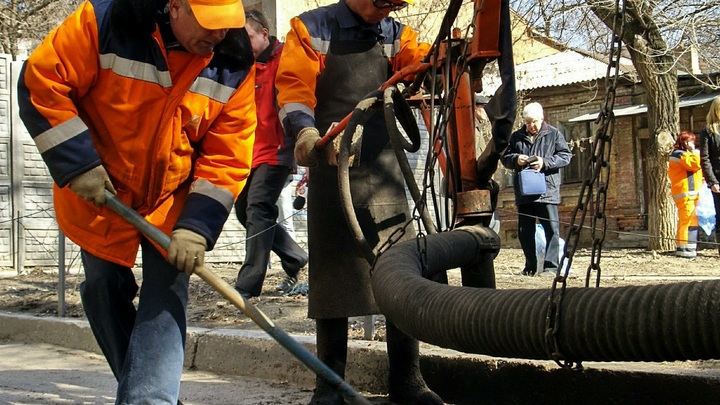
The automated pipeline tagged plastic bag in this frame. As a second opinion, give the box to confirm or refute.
[535,224,570,274]
[697,184,716,237]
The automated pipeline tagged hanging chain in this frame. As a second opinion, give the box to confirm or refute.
[422,6,478,233]
[371,3,481,273]
[544,0,626,369]
[370,212,429,274]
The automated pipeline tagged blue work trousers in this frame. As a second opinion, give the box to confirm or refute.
[80,238,189,405]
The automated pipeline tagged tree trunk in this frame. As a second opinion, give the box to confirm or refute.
[589,0,677,251]
[642,80,678,252]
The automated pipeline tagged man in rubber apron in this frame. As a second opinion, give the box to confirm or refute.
[275,0,442,404]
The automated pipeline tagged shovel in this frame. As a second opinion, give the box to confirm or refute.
[104,190,371,405]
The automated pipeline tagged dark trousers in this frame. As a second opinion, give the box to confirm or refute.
[713,191,720,238]
[80,239,189,404]
[234,164,308,296]
[517,202,560,274]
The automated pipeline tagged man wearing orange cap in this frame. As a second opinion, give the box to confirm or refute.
[17,0,254,402]
[276,0,442,404]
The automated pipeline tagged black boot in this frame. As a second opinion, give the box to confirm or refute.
[386,322,443,405]
[716,233,720,257]
[309,318,348,405]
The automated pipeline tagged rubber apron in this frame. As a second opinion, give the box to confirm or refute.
[307,32,412,319]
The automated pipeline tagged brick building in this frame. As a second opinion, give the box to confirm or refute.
[489,49,720,248]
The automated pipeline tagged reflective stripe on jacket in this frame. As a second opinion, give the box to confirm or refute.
[668,149,703,200]
[275,1,430,138]
[17,0,256,266]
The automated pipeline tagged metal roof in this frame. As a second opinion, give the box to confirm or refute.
[568,92,720,123]
[480,50,634,96]
[517,50,624,89]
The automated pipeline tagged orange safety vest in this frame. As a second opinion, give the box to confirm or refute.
[275,7,430,134]
[668,149,704,201]
[18,0,256,266]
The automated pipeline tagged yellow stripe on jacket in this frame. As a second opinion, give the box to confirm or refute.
[668,149,704,200]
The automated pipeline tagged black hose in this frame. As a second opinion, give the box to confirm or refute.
[337,90,383,264]
[372,225,720,363]
[383,87,437,235]
[384,87,421,152]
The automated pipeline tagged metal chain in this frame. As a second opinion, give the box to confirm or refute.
[384,10,477,273]
[370,211,430,274]
[370,215,412,274]
[370,3,480,273]
[414,214,429,274]
[422,10,478,233]
[544,0,626,369]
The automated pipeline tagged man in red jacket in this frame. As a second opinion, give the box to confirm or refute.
[234,9,308,299]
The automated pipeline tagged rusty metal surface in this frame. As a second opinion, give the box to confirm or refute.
[456,189,493,217]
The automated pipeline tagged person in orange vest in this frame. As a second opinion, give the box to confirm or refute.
[233,9,308,300]
[669,130,704,258]
[17,0,255,402]
[275,0,441,404]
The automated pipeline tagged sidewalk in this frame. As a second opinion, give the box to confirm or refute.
[1,311,719,404]
[0,342,313,404]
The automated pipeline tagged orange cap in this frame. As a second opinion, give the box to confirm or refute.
[187,0,245,30]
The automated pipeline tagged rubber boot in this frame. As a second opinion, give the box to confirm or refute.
[309,318,348,405]
[386,322,443,405]
[716,233,720,257]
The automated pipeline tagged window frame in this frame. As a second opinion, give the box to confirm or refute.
[558,120,594,184]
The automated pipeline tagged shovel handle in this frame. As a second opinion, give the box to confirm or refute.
[103,190,371,405]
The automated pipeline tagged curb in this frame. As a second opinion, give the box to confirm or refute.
[2,311,719,404]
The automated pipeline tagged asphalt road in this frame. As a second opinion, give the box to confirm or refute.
[0,342,313,405]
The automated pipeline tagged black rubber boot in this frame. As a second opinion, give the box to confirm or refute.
[386,322,443,405]
[309,318,348,405]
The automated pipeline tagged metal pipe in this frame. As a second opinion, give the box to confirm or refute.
[58,229,66,317]
[104,191,371,405]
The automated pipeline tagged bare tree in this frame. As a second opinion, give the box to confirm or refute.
[511,0,720,251]
[588,0,678,251]
[0,0,80,59]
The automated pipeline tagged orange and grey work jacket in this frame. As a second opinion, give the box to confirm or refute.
[275,1,430,137]
[17,0,256,267]
[668,149,704,201]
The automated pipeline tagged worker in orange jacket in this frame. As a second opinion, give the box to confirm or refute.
[668,131,704,258]
[275,0,440,404]
[17,0,255,402]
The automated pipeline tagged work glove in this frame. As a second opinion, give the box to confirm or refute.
[68,165,116,207]
[168,229,207,275]
[295,127,322,167]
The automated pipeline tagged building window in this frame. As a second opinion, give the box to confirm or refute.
[559,121,593,184]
